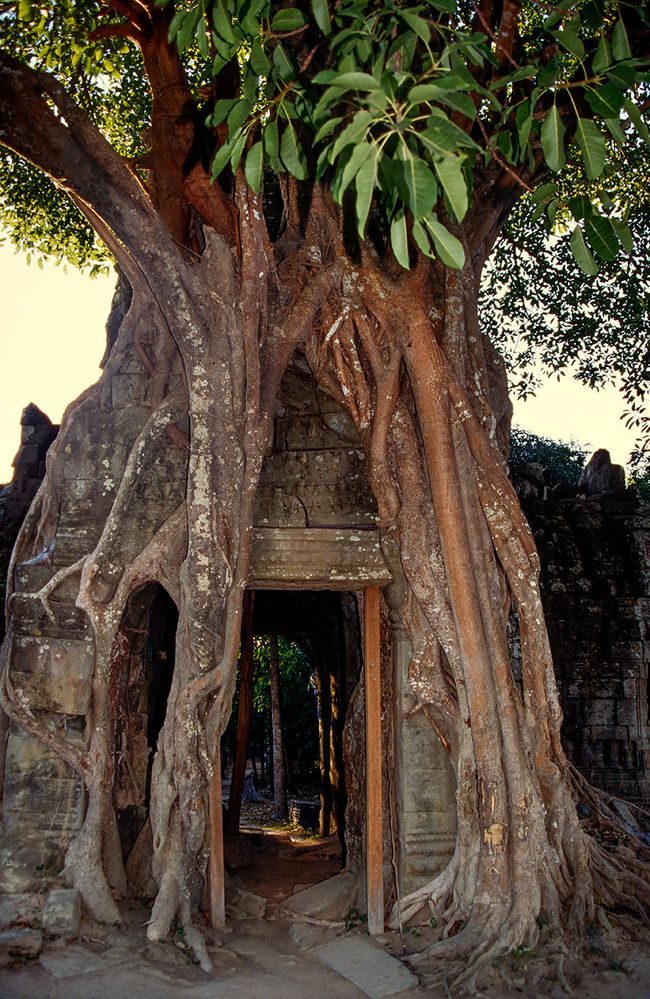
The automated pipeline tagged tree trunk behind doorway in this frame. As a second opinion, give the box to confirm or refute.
[269,635,287,820]
[226,592,255,836]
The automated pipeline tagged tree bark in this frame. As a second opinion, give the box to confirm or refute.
[226,591,255,836]
[316,658,333,837]
[269,635,288,821]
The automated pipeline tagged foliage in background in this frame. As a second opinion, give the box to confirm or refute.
[222,635,319,786]
[509,428,588,486]
[483,143,649,472]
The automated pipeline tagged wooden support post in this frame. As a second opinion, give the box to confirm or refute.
[208,738,225,927]
[364,585,384,936]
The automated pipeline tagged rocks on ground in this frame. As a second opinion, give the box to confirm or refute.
[283,870,358,921]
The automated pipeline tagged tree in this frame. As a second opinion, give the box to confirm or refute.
[268,634,288,819]
[0,0,648,987]
[509,429,588,487]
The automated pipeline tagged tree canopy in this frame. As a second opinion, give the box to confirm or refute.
[2,0,647,458]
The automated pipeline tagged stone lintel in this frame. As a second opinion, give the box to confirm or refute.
[249,527,391,589]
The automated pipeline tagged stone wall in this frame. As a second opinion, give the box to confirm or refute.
[514,460,649,805]
[0,404,58,643]
[1,365,648,901]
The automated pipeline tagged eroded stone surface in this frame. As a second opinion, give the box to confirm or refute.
[42,889,81,938]
[284,871,358,921]
[0,892,43,929]
[40,944,137,978]
[225,886,266,921]
[0,928,43,963]
[316,934,419,998]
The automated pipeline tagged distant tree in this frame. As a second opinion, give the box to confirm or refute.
[509,429,588,487]
[482,159,649,472]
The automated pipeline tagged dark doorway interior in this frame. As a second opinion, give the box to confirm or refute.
[221,589,362,898]
[112,584,178,864]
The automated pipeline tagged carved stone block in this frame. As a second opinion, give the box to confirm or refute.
[9,635,94,714]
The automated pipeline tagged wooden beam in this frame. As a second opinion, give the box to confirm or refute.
[208,738,225,928]
[364,585,384,936]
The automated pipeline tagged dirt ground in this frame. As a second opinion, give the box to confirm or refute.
[0,818,648,999]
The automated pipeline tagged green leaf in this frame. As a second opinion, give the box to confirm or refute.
[491,65,537,89]
[355,146,379,238]
[229,131,247,172]
[401,154,438,219]
[196,15,209,58]
[611,218,633,253]
[179,10,200,53]
[211,136,236,179]
[424,216,465,269]
[624,98,650,147]
[336,142,374,202]
[568,195,592,221]
[212,3,239,45]
[604,116,626,147]
[439,91,477,120]
[390,210,410,269]
[273,43,295,80]
[400,11,430,44]
[242,68,258,104]
[585,215,618,261]
[408,83,445,104]
[331,110,373,159]
[250,38,271,76]
[586,82,625,119]
[412,219,432,257]
[570,226,598,275]
[314,117,342,143]
[263,119,283,173]
[516,102,533,156]
[607,62,636,90]
[430,0,457,11]
[280,122,308,179]
[271,9,306,32]
[241,4,261,36]
[324,72,380,92]
[228,99,253,140]
[541,105,566,173]
[311,0,331,35]
[245,140,264,193]
[574,118,605,180]
[497,130,515,164]
[434,156,468,222]
[209,97,238,127]
[612,19,632,62]
[592,34,610,74]
[538,56,560,88]
[552,28,585,59]
[18,0,32,17]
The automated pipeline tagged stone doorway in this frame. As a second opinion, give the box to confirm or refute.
[111,584,178,882]
[222,589,362,892]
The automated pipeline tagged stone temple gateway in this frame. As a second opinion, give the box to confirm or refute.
[0,294,647,936]
[0,337,458,924]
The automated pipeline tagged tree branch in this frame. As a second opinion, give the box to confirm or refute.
[0,51,173,265]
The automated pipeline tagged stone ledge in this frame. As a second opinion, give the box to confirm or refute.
[249,527,392,588]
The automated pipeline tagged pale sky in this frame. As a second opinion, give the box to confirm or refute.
[0,242,639,483]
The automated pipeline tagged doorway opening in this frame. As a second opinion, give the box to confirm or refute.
[111,583,178,881]
[221,589,362,903]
